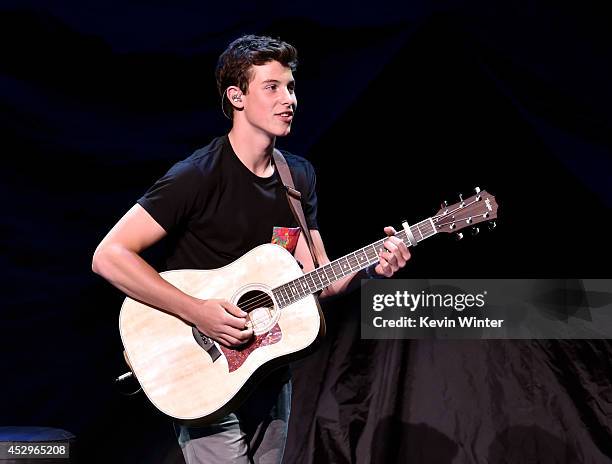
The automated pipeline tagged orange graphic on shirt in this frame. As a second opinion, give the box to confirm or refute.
[271,226,301,253]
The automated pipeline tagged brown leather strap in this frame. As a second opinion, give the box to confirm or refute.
[272,149,320,268]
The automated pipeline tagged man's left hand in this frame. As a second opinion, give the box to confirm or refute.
[374,226,411,277]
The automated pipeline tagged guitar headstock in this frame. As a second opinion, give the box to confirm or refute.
[434,187,498,238]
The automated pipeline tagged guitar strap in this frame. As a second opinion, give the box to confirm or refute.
[272,149,320,269]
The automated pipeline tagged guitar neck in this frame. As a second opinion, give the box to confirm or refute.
[272,217,438,308]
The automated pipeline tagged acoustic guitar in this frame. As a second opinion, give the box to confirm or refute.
[119,188,498,423]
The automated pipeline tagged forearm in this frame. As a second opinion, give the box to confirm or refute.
[92,244,197,322]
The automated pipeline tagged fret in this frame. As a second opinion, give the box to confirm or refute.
[324,265,335,281]
[281,287,289,305]
[287,284,295,300]
[306,272,317,291]
[416,224,425,240]
[428,217,436,235]
[289,282,298,299]
[355,250,368,267]
[290,281,298,298]
[335,260,345,276]
[328,265,336,280]
[339,256,352,275]
[280,285,290,303]
[313,269,324,288]
[295,280,306,298]
[415,223,424,241]
[274,289,284,307]
[365,245,378,261]
[329,262,339,279]
[318,267,329,286]
[423,221,432,238]
[328,262,338,280]
[347,252,358,269]
[333,260,341,276]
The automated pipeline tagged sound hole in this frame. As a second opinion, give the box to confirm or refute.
[238,290,277,335]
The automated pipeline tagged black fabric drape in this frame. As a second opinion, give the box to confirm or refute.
[285,298,612,463]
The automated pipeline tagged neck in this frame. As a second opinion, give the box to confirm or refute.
[272,218,439,308]
[228,125,275,176]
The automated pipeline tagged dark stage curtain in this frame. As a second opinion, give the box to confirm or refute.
[286,300,612,463]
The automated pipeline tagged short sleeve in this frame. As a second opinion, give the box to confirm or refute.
[302,159,319,230]
[137,161,207,232]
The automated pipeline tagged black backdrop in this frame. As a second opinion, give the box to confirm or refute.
[2,1,612,463]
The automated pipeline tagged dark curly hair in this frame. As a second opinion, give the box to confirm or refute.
[215,34,298,119]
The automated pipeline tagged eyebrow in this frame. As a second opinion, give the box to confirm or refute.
[261,79,295,85]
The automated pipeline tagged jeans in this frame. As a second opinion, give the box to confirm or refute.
[174,374,291,464]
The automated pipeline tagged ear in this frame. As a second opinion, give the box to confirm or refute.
[226,86,244,109]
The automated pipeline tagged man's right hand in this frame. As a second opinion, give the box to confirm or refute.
[192,299,254,348]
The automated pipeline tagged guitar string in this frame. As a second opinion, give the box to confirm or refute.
[236,221,479,314]
[231,196,491,312]
[234,230,419,312]
[233,218,447,312]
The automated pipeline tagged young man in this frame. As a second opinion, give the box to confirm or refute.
[92,35,410,464]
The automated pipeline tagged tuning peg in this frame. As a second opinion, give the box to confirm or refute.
[475,186,481,201]
[488,221,497,231]
[440,200,448,212]
[456,232,464,241]
[459,193,463,201]
[449,223,456,230]
[471,227,480,236]
[459,193,465,207]
[475,187,481,194]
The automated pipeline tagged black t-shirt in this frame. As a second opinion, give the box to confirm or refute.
[138,135,318,271]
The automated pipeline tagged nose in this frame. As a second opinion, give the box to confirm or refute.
[282,87,297,108]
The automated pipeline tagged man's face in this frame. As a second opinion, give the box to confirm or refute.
[241,60,297,137]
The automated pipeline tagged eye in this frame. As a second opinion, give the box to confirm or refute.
[265,84,278,91]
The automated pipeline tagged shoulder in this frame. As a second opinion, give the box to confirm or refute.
[179,136,226,176]
[159,136,225,185]
[277,149,316,178]
[149,136,226,190]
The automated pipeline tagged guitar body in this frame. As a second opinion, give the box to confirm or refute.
[119,243,325,423]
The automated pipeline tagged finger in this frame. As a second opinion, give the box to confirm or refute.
[374,263,384,277]
[385,238,410,265]
[239,327,254,341]
[382,262,393,277]
[384,238,399,255]
[384,237,407,264]
[225,313,249,329]
[380,248,400,269]
[384,237,399,250]
[387,246,407,268]
[393,243,410,263]
[377,258,394,277]
[222,301,247,318]
[218,334,242,347]
[383,226,397,237]
[397,240,411,261]
[386,235,405,248]
[224,326,254,341]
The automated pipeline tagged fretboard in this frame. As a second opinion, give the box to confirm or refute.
[272,217,437,308]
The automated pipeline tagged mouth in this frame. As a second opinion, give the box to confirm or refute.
[275,111,294,122]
